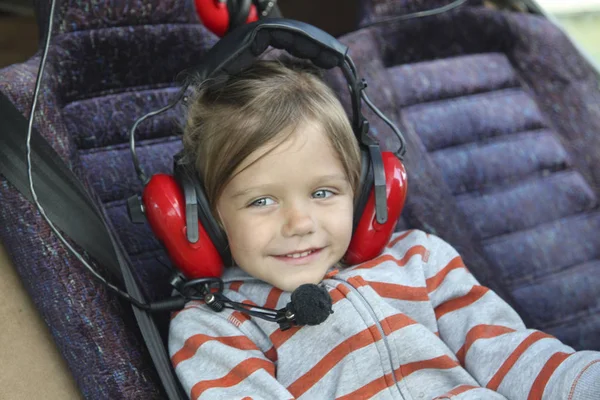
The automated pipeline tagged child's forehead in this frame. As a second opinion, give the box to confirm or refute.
[229,123,346,185]
[236,120,337,171]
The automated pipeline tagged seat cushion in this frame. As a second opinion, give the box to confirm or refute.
[0,1,220,397]
[357,0,484,27]
[332,6,600,350]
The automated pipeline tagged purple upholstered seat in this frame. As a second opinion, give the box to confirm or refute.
[0,0,218,397]
[327,0,600,351]
[1,0,599,398]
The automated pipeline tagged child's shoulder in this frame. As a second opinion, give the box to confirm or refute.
[386,229,454,257]
[387,229,430,250]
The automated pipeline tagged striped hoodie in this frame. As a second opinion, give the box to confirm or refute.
[169,230,600,399]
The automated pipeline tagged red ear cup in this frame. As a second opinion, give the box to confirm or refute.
[344,152,408,265]
[142,174,224,279]
[194,0,258,37]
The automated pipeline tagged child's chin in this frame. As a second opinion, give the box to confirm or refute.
[273,275,323,293]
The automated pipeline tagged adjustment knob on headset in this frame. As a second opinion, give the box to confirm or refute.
[204,293,225,312]
[127,195,146,224]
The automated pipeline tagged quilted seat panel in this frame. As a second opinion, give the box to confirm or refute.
[358,0,484,27]
[401,88,547,151]
[389,53,521,107]
[52,24,214,103]
[431,129,571,195]
[483,212,600,283]
[456,170,597,239]
[78,137,182,203]
[63,87,184,150]
[333,5,600,350]
[512,259,600,349]
[53,0,199,33]
[0,1,219,397]
[388,51,600,345]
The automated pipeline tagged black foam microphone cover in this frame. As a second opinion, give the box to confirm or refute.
[288,283,333,326]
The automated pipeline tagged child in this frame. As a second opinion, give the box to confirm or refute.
[168,59,600,399]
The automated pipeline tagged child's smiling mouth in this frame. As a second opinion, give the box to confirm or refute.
[271,248,324,264]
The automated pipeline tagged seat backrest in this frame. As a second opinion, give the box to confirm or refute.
[357,0,484,27]
[0,1,218,398]
[2,3,599,398]
[329,2,600,350]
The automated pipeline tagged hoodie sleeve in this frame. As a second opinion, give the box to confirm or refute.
[424,233,600,400]
[169,302,295,400]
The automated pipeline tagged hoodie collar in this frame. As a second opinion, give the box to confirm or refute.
[221,266,261,283]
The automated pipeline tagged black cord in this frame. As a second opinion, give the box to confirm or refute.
[129,84,188,185]
[360,0,469,29]
[344,55,407,159]
[222,301,279,321]
[26,0,154,311]
[361,90,407,159]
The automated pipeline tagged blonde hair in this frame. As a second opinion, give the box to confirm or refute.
[182,59,362,213]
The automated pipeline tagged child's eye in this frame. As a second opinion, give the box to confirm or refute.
[249,197,275,207]
[312,189,335,199]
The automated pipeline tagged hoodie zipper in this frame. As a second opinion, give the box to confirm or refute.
[331,277,406,398]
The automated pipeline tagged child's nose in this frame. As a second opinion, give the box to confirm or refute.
[281,204,315,238]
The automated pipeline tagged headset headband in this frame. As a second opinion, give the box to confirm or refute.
[183,19,348,80]
[178,18,366,136]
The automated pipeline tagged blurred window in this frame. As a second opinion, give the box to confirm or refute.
[536,0,600,66]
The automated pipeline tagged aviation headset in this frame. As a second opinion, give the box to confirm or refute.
[129,19,409,281]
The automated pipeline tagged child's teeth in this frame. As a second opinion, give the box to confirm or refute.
[286,250,312,258]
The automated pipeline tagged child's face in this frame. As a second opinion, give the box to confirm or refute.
[216,121,354,292]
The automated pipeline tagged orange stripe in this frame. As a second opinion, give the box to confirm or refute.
[369,281,430,301]
[330,286,348,305]
[325,268,340,279]
[354,245,429,270]
[270,325,302,349]
[426,256,466,293]
[354,254,396,270]
[228,281,243,292]
[456,325,516,365]
[487,331,554,391]
[348,276,429,302]
[287,325,382,397]
[190,357,275,399]
[397,245,430,267]
[380,313,418,336]
[336,282,352,296]
[434,286,489,320]
[434,384,479,399]
[172,334,258,368]
[229,311,250,326]
[341,279,417,338]
[264,287,283,309]
[228,299,257,326]
[336,373,395,400]
[528,352,572,400]
[400,355,459,378]
[387,230,415,248]
[329,287,345,303]
[264,346,278,363]
[347,276,369,288]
